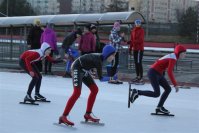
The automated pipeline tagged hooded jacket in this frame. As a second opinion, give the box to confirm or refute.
[151,45,186,86]
[20,42,54,72]
[40,27,57,51]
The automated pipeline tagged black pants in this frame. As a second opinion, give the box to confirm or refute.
[19,59,42,95]
[44,50,54,74]
[138,68,171,107]
[35,61,42,72]
[133,50,143,78]
[109,51,119,77]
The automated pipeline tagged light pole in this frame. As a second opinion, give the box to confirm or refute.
[79,0,81,13]
[146,0,149,39]
[194,0,199,43]
[197,1,199,43]
[6,0,8,16]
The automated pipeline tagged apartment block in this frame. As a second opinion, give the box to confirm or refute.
[129,0,197,23]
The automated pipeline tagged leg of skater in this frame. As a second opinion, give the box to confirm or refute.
[82,75,99,122]
[19,60,38,102]
[130,68,161,103]
[59,69,83,126]
[155,77,171,114]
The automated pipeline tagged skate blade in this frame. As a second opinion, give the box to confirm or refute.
[151,113,174,116]
[19,101,39,105]
[35,100,51,102]
[53,123,76,129]
[80,121,105,126]
[178,86,191,89]
[128,88,133,108]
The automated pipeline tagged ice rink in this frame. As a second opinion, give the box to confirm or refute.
[0,71,199,133]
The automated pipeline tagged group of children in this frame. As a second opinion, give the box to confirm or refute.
[19,19,187,126]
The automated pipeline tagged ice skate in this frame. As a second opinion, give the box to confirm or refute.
[59,115,74,126]
[19,94,38,105]
[151,107,174,116]
[24,94,35,102]
[84,112,100,123]
[156,107,170,114]
[34,94,50,102]
[130,89,139,103]
[81,112,104,126]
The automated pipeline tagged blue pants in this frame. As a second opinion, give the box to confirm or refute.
[138,68,171,107]
[65,49,79,72]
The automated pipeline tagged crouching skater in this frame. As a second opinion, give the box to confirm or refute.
[59,45,116,126]
[130,45,186,114]
[19,42,64,103]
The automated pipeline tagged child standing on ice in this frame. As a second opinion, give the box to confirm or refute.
[59,45,116,126]
[130,45,186,114]
[19,42,63,103]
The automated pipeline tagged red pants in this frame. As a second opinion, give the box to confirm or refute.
[63,84,98,116]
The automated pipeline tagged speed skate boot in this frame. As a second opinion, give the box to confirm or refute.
[34,93,46,101]
[84,112,100,122]
[156,107,170,114]
[24,94,35,103]
[130,89,139,103]
[59,115,74,126]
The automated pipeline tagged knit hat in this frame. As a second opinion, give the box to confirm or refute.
[76,28,82,35]
[102,45,116,60]
[113,21,121,29]
[135,19,141,25]
[34,19,41,26]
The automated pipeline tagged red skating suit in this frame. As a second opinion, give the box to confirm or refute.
[20,44,54,73]
[151,45,186,86]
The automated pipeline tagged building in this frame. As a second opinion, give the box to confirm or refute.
[129,0,197,23]
[27,0,60,15]
[71,0,129,13]
[58,0,72,14]
[71,0,105,13]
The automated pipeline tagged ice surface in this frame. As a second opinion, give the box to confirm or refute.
[0,72,199,133]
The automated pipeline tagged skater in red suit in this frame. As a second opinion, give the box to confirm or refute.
[59,45,116,126]
[130,45,186,114]
[19,42,63,102]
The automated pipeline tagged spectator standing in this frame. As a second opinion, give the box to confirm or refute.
[129,19,145,83]
[108,21,125,84]
[40,23,58,75]
[79,24,96,55]
[27,19,43,72]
